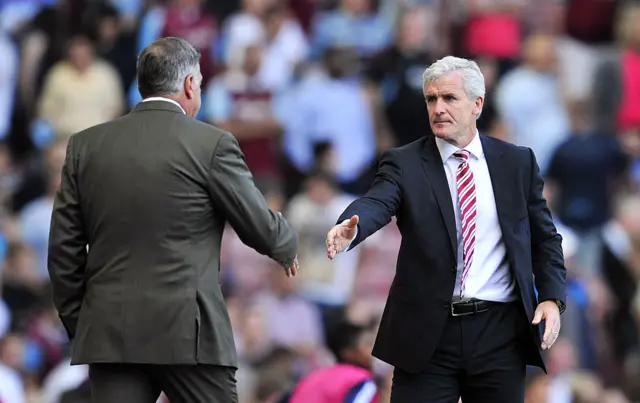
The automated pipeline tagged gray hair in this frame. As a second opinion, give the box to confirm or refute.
[137,37,201,98]
[422,56,485,119]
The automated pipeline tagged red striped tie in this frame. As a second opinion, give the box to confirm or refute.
[454,150,476,298]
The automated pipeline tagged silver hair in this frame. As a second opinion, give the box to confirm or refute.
[422,56,486,119]
[137,37,201,98]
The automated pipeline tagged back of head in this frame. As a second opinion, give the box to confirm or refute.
[137,37,201,99]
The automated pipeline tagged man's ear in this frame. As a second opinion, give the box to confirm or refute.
[473,96,484,117]
[184,74,195,99]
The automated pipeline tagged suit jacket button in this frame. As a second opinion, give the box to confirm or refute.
[451,266,457,273]
[443,302,450,308]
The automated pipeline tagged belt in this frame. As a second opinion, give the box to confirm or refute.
[450,299,500,317]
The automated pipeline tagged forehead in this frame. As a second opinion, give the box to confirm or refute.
[424,72,465,96]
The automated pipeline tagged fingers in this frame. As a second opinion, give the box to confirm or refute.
[347,215,359,229]
[326,216,359,260]
[326,228,337,259]
[285,257,299,277]
[326,226,343,260]
[542,317,561,350]
[541,317,551,349]
[531,308,543,325]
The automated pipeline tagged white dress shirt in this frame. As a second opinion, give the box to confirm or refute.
[142,97,186,114]
[436,132,516,302]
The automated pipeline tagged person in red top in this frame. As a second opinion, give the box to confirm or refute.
[287,320,380,403]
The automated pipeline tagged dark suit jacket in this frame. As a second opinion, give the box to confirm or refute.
[48,101,298,367]
[337,134,566,373]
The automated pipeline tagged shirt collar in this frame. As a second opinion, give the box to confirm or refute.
[435,130,484,163]
[142,97,186,114]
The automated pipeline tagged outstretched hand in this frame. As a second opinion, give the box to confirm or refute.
[326,215,359,260]
[284,256,299,277]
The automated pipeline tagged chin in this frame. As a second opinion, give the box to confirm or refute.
[432,130,450,140]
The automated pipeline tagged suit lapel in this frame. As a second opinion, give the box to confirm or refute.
[420,137,458,258]
[481,136,511,231]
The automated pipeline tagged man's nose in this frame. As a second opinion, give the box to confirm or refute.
[433,99,446,114]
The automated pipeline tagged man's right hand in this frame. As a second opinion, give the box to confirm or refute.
[326,215,359,260]
[285,255,299,277]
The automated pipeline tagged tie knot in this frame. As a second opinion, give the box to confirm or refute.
[453,150,470,162]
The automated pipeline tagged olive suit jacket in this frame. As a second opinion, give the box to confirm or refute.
[47,100,298,367]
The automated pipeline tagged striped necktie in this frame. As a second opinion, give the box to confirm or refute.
[453,150,476,298]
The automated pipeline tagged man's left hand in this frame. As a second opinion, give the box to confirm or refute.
[532,300,561,350]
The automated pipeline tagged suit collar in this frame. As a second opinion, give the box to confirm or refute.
[131,98,186,114]
[479,134,504,160]
[420,136,458,257]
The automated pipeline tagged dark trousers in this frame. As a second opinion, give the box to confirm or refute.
[390,301,531,403]
[89,363,238,403]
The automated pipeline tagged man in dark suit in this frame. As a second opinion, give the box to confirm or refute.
[326,56,566,403]
[47,37,299,403]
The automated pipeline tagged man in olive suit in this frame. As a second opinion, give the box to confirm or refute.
[47,37,299,403]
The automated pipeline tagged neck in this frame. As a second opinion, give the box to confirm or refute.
[445,126,477,148]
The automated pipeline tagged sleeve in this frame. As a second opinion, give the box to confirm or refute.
[208,132,298,267]
[527,148,567,313]
[47,135,88,339]
[336,149,402,250]
[343,380,378,403]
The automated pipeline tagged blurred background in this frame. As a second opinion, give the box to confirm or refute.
[0,0,638,402]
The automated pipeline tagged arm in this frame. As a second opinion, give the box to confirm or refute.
[527,148,567,313]
[336,149,402,250]
[209,132,298,267]
[47,135,88,340]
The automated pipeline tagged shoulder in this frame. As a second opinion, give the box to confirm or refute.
[481,134,535,169]
[72,114,229,148]
[481,134,531,156]
[44,62,71,80]
[169,119,237,155]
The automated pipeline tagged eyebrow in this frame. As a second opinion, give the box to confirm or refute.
[426,93,456,98]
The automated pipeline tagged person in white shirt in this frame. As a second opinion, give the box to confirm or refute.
[326,56,566,403]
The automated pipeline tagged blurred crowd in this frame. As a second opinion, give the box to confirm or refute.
[0,0,639,402]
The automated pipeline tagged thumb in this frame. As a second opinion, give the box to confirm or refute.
[346,215,359,229]
[532,308,544,325]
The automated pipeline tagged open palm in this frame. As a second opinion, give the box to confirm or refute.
[326,215,359,259]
